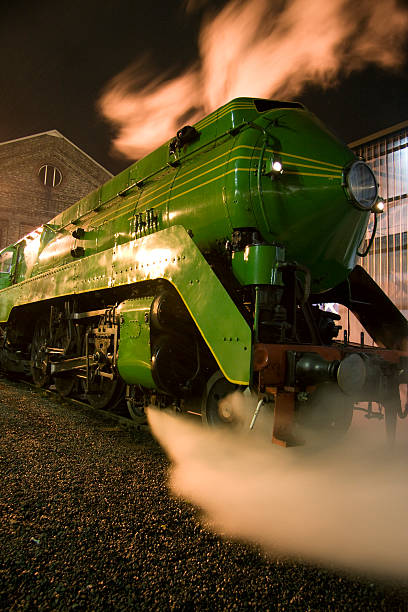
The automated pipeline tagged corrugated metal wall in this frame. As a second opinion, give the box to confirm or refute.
[353,128,408,316]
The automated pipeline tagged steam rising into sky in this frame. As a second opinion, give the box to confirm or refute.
[99,0,408,159]
[148,400,408,577]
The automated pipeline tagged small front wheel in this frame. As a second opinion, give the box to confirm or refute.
[201,371,242,428]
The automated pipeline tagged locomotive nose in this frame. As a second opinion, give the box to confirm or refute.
[249,110,378,292]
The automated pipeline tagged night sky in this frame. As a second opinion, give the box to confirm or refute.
[1,0,408,175]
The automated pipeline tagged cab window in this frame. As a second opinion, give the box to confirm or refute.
[0,250,13,274]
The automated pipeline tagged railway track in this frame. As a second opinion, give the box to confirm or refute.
[1,374,203,435]
[1,374,145,432]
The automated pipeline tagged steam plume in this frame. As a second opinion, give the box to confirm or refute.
[99,0,408,159]
[148,402,408,577]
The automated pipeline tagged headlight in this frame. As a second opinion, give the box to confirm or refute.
[345,161,378,211]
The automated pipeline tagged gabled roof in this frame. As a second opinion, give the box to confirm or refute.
[0,130,113,177]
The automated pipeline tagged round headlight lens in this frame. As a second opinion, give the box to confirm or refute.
[346,161,378,210]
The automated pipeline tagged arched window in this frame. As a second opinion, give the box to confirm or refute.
[38,164,62,187]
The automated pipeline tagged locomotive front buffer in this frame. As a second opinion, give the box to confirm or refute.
[231,239,408,447]
[252,342,408,447]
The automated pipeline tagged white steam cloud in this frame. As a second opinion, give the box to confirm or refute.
[99,0,408,159]
[148,400,408,578]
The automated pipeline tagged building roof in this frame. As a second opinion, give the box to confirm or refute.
[349,119,408,148]
[0,130,113,177]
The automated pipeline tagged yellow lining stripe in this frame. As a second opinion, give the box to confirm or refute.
[149,167,253,211]
[264,147,344,170]
[153,165,343,209]
[135,152,341,214]
[135,155,253,211]
[166,279,249,385]
[284,171,341,179]
[196,107,345,171]
[91,143,344,228]
[276,159,342,175]
[98,163,341,227]
[196,102,256,130]
[195,99,255,125]
[93,199,138,226]
[104,150,251,222]
[233,144,344,171]
[0,250,250,385]
[196,106,255,130]
[137,148,233,201]
[0,285,249,386]
[93,145,250,226]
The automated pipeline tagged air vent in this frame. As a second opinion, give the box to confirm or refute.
[254,99,304,112]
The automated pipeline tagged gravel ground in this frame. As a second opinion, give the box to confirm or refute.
[0,377,408,611]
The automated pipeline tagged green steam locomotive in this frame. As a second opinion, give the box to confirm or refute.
[0,97,406,444]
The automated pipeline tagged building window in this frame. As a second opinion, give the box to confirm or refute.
[38,164,62,187]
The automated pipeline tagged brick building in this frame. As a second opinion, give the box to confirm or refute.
[0,131,113,250]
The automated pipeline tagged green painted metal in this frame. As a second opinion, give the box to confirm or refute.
[117,297,156,388]
[12,97,367,293]
[0,226,252,385]
[231,245,285,286]
[111,226,252,385]
[0,97,375,387]
[247,112,366,292]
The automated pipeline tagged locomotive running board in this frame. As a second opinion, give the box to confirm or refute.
[0,226,252,385]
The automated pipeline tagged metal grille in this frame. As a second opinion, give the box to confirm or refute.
[353,127,408,316]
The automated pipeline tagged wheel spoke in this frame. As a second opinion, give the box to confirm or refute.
[84,374,126,411]
[30,318,50,388]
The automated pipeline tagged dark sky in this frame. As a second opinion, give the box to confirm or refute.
[1,0,408,175]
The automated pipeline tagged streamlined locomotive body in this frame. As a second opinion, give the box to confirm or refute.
[0,97,406,443]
